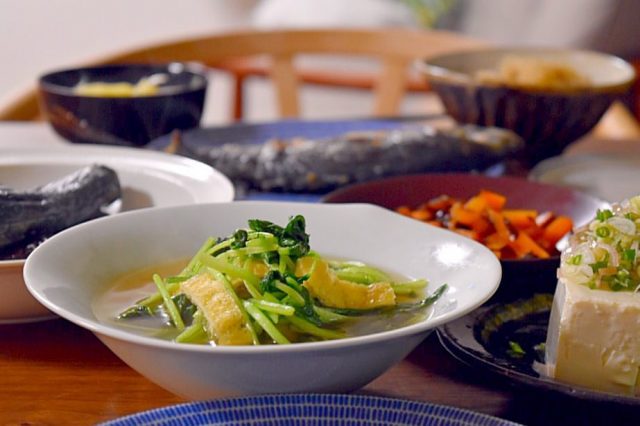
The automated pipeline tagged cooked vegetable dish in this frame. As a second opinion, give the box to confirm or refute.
[115,215,446,345]
[545,196,640,396]
[396,190,573,260]
[474,55,591,91]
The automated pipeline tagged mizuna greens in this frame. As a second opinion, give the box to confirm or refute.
[117,215,447,345]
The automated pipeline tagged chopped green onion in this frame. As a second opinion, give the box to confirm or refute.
[590,260,609,273]
[568,254,583,265]
[595,226,611,238]
[596,209,613,222]
[623,249,636,263]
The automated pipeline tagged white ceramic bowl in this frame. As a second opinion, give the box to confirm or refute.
[24,201,501,399]
[1,145,234,324]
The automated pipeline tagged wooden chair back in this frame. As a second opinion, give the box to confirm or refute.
[0,28,485,121]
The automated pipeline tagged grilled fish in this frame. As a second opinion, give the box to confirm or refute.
[0,164,121,258]
[171,124,523,192]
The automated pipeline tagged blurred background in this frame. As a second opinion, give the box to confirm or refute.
[2,0,639,125]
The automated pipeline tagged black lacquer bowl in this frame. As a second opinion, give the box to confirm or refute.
[39,63,207,146]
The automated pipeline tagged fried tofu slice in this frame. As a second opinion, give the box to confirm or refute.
[180,273,253,346]
[296,257,396,309]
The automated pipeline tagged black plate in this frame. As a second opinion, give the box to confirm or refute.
[437,294,640,407]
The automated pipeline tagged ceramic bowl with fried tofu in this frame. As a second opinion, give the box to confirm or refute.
[23,201,500,399]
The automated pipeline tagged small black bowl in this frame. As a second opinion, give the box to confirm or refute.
[38,63,207,147]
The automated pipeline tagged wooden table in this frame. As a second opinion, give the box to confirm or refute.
[1,317,637,426]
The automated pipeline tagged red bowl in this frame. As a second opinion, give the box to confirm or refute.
[323,173,608,300]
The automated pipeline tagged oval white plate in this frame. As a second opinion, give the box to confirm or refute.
[0,144,234,324]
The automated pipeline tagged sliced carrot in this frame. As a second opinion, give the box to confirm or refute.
[520,223,544,240]
[542,215,573,246]
[479,189,507,210]
[464,195,488,214]
[503,209,538,230]
[396,205,412,216]
[450,202,484,227]
[487,209,510,240]
[485,232,509,250]
[394,189,569,260]
[410,209,432,221]
[426,195,456,211]
[508,240,530,259]
[416,202,432,212]
[514,231,550,259]
[471,216,491,235]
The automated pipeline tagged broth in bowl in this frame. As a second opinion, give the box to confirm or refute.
[94,215,446,346]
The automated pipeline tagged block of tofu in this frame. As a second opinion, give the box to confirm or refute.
[295,256,395,309]
[180,273,253,346]
[545,279,640,396]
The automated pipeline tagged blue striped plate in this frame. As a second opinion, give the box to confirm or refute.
[101,394,521,426]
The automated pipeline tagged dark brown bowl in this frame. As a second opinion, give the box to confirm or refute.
[418,48,636,166]
[38,63,207,147]
[323,173,609,301]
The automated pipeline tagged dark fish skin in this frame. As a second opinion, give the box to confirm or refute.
[0,164,121,251]
[176,125,523,192]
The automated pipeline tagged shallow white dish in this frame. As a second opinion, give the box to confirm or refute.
[1,144,234,323]
[530,154,640,203]
[24,201,501,398]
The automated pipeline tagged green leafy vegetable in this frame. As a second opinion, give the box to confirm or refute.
[153,274,184,331]
[117,215,445,346]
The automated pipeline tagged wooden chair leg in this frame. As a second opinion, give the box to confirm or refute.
[232,73,245,121]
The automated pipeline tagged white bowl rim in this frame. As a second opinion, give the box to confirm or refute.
[24,201,501,354]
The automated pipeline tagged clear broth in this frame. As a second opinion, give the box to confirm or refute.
[93,258,433,345]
